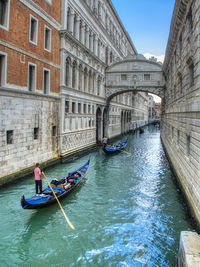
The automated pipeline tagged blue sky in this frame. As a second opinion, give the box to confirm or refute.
[112,0,175,61]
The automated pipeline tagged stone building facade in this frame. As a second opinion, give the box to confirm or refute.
[0,0,149,181]
[0,0,61,178]
[161,0,200,226]
[59,0,148,157]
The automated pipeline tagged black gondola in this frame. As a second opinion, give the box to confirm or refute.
[139,127,144,134]
[103,140,128,154]
[21,159,90,209]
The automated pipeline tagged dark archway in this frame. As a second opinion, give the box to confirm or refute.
[102,107,110,137]
[96,107,102,143]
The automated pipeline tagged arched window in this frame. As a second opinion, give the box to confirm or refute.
[73,14,77,37]
[84,67,87,91]
[105,47,108,65]
[93,72,95,93]
[78,64,82,90]
[72,61,77,88]
[88,70,92,92]
[110,52,113,64]
[187,57,194,87]
[79,20,82,42]
[97,76,101,96]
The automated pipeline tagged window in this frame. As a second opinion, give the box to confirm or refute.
[52,126,56,136]
[0,52,7,86]
[83,104,86,113]
[6,130,13,144]
[186,135,190,155]
[177,130,180,144]
[189,63,194,87]
[29,15,38,45]
[44,26,51,51]
[121,74,127,80]
[34,128,39,140]
[179,34,182,57]
[78,103,81,113]
[144,74,150,81]
[28,63,36,91]
[0,0,10,30]
[72,102,75,113]
[187,8,193,32]
[43,68,50,94]
[65,101,69,113]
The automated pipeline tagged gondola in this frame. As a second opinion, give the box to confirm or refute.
[139,127,144,134]
[21,159,90,209]
[102,140,128,154]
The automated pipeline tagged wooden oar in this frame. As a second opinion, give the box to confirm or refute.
[117,149,131,155]
[43,174,75,230]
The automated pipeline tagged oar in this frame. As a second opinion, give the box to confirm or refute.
[117,148,131,155]
[43,174,75,230]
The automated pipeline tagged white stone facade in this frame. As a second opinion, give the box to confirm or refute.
[0,0,149,180]
[161,0,200,225]
[0,91,59,177]
[59,0,148,156]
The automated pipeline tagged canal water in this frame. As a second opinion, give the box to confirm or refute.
[0,126,194,267]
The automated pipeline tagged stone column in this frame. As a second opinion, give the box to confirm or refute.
[93,72,97,94]
[76,61,79,90]
[89,32,93,52]
[86,25,90,49]
[94,0,98,15]
[61,0,68,30]
[81,21,85,45]
[85,70,89,92]
[75,16,80,40]
[60,51,65,86]
[69,9,74,34]
[94,35,98,55]
[60,97,66,133]
[69,100,72,113]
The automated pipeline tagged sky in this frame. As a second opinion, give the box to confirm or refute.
[111,0,175,102]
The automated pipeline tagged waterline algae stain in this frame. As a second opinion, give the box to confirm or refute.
[0,126,194,266]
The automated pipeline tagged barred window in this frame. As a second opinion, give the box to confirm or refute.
[7,130,13,144]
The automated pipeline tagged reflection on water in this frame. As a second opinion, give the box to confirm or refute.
[0,126,194,266]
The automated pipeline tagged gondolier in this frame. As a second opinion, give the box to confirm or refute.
[102,136,108,147]
[34,163,44,196]
[21,159,90,209]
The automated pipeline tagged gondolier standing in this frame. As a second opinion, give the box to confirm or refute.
[34,163,44,195]
[102,136,108,147]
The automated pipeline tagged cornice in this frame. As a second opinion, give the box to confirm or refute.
[163,0,190,71]
[76,0,135,57]
[19,0,61,30]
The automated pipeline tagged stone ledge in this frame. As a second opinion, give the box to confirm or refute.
[177,231,200,267]
[0,157,60,188]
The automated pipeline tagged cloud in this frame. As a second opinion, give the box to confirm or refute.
[143,53,165,63]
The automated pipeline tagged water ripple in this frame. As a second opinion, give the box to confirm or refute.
[0,126,194,266]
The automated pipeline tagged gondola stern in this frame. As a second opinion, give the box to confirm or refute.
[21,195,26,209]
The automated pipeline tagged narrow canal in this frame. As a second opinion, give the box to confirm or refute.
[0,125,194,267]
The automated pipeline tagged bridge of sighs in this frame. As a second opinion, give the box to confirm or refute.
[97,54,165,140]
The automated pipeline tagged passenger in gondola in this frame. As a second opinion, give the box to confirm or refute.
[34,163,45,196]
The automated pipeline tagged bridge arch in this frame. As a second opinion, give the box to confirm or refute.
[105,54,164,102]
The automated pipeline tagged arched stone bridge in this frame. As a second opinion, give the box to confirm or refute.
[105,54,164,101]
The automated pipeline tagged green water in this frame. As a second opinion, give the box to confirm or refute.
[0,126,194,266]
